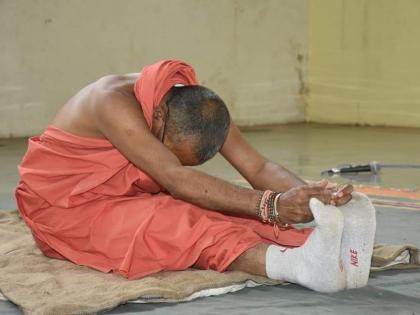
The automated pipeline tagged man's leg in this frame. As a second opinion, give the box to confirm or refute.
[226,243,269,277]
[225,198,347,293]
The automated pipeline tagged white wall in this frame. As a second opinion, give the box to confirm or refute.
[307,0,420,128]
[0,0,307,138]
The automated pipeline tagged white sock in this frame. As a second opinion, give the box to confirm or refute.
[338,192,376,289]
[266,198,346,293]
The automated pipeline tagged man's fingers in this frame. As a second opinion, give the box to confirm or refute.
[333,194,352,206]
[304,180,328,189]
[333,184,354,198]
[315,179,329,188]
[339,184,353,195]
[303,182,330,194]
[325,181,339,189]
[309,191,333,205]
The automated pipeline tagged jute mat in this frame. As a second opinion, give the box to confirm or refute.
[0,211,279,315]
[1,210,418,315]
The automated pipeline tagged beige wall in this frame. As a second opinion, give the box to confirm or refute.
[0,0,307,138]
[307,0,420,127]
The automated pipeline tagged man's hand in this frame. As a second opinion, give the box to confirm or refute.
[275,180,353,224]
[328,183,353,206]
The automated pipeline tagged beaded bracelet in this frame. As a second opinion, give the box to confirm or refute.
[274,193,289,229]
[255,190,290,230]
[255,190,265,219]
[256,190,272,222]
[256,190,285,225]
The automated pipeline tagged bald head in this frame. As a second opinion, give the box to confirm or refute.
[163,85,230,165]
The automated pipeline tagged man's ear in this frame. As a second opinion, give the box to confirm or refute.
[153,102,168,124]
[153,108,163,121]
[151,102,168,140]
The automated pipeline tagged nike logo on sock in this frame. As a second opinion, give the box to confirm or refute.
[350,249,359,267]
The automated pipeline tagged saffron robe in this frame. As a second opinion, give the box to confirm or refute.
[15,60,311,279]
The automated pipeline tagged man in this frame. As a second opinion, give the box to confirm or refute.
[16,60,369,293]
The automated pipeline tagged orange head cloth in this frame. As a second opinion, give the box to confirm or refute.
[133,59,199,129]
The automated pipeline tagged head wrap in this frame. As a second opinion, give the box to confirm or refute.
[133,59,199,129]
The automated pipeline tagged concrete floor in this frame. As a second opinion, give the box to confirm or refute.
[1,123,420,314]
[198,123,420,189]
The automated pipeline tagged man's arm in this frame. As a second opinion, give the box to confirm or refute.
[92,91,331,223]
[220,121,353,205]
[220,121,305,191]
[93,92,263,217]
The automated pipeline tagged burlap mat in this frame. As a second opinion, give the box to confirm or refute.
[0,211,279,315]
[371,244,420,272]
[0,210,418,315]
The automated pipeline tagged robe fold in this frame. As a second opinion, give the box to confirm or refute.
[15,60,311,279]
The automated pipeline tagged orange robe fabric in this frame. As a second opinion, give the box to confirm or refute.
[15,59,311,279]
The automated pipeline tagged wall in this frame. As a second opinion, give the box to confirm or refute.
[307,0,420,127]
[0,0,307,138]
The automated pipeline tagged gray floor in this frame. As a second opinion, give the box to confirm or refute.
[1,123,420,314]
